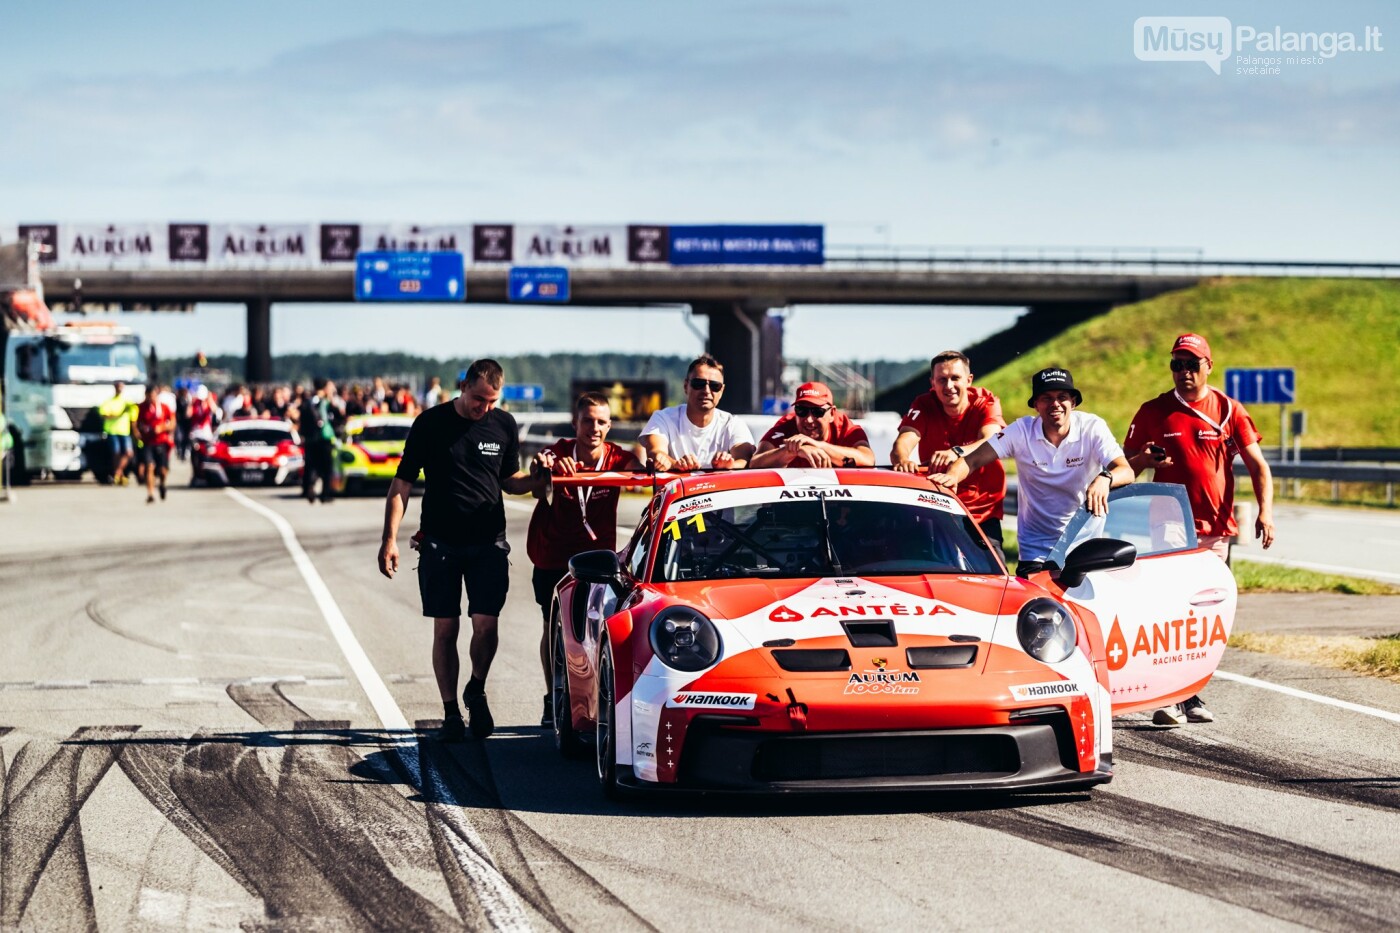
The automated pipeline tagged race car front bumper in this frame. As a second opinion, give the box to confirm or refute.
[655,713,1111,793]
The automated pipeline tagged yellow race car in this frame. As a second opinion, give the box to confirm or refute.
[331,414,419,495]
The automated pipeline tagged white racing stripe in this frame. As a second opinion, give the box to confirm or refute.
[1213,670,1400,724]
[224,488,409,731]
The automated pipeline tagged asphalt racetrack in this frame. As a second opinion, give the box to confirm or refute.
[2,467,1398,931]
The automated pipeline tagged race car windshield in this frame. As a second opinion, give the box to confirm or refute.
[222,429,293,446]
[357,424,411,442]
[656,498,1001,582]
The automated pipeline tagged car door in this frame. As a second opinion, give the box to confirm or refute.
[1042,482,1237,715]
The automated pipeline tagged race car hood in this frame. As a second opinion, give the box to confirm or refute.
[348,440,405,462]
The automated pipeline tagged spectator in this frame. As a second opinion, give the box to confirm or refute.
[301,378,338,504]
[98,381,136,486]
[892,350,1008,548]
[930,367,1132,576]
[640,355,755,472]
[135,383,175,503]
[527,392,641,727]
[749,382,874,468]
[1124,332,1276,726]
[424,376,444,409]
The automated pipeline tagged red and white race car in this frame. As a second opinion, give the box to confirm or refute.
[547,469,1235,796]
[194,418,304,487]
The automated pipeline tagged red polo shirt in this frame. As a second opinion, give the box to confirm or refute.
[761,411,870,467]
[1126,388,1262,537]
[526,440,634,569]
[898,387,1007,522]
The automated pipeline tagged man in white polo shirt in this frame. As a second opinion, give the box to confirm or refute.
[929,367,1133,576]
[641,355,755,472]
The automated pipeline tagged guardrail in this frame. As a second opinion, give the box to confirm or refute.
[824,246,1400,277]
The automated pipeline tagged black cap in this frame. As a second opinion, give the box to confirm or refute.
[1028,367,1082,408]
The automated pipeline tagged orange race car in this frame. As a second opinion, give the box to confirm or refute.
[545,468,1235,796]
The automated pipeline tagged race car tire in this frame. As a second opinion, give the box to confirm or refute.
[552,617,584,759]
[596,639,621,798]
[344,477,362,497]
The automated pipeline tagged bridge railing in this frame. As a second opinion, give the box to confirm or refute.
[824,246,1400,277]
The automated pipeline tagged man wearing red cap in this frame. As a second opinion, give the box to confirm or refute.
[1125,333,1276,726]
[750,382,875,468]
[892,351,1007,547]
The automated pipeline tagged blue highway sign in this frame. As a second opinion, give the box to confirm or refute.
[1225,367,1295,405]
[501,384,545,402]
[508,266,570,303]
[355,251,465,302]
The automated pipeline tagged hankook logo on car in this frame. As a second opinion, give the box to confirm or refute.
[666,692,757,710]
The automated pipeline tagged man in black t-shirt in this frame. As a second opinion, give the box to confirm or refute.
[378,359,544,741]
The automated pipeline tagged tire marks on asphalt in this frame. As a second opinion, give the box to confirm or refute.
[946,792,1400,931]
[0,726,135,929]
[84,596,181,655]
[1114,728,1400,813]
[389,724,658,933]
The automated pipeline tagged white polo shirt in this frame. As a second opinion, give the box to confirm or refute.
[987,410,1125,561]
[640,405,754,465]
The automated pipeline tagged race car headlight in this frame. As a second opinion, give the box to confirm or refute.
[649,607,722,672]
[1016,598,1077,664]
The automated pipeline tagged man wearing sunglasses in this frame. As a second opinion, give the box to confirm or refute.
[641,355,755,472]
[750,382,875,469]
[1124,332,1275,727]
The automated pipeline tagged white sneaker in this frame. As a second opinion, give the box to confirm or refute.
[1182,697,1215,723]
[1152,705,1186,726]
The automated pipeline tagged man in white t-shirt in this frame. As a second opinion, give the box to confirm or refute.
[640,355,756,472]
[929,367,1132,576]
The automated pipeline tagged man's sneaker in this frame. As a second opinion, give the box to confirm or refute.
[466,689,494,739]
[159,483,167,501]
[1181,695,1215,723]
[540,694,554,729]
[437,714,467,743]
[1152,705,1187,726]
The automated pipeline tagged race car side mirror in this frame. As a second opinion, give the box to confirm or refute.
[1057,538,1137,589]
[569,549,623,586]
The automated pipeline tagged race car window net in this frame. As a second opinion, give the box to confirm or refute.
[655,497,1002,582]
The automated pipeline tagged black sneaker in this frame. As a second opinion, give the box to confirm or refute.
[437,714,467,743]
[159,483,167,501]
[465,688,494,739]
[540,694,554,729]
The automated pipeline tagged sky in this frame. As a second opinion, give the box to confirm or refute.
[1,1,1395,363]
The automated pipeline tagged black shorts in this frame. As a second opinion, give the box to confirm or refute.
[416,534,510,619]
[532,566,567,623]
[137,444,170,470]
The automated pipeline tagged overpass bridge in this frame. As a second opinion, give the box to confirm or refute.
[33,250,1400,412]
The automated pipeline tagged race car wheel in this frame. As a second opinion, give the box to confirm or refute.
[595,640,620,798]
[552,617,584,759]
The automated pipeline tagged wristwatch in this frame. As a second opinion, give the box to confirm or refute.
[950,445,967,459]
[1097,468,1114,482]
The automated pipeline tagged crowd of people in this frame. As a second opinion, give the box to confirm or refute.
[376,338,1276,743]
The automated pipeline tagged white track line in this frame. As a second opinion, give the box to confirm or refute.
[1213,670,1400,724]
[229,490,534,930]
[224,488,409,731]
[1233,552,1400,584]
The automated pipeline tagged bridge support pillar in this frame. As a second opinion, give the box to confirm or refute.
[692,301,784,414]
[246,298,273,383]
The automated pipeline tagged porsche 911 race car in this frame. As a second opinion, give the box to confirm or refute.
[547,469,1235,796]
[331,413,418,495]
[194,418,304,487]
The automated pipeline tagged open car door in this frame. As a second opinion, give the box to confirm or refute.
[1038,483,1237,715]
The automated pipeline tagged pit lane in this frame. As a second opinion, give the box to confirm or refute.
[1,466,1397,931]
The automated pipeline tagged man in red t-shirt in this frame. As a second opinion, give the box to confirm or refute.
[135,384,176,504]
[750,382,875,469]
[891,351,1007,547]
[527,392,641,727]
[1125,332,1276,726]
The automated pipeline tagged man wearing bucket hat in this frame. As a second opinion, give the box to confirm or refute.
[1124,332,1275,726]
[749,382,875,468]
[929,366,1133,576]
